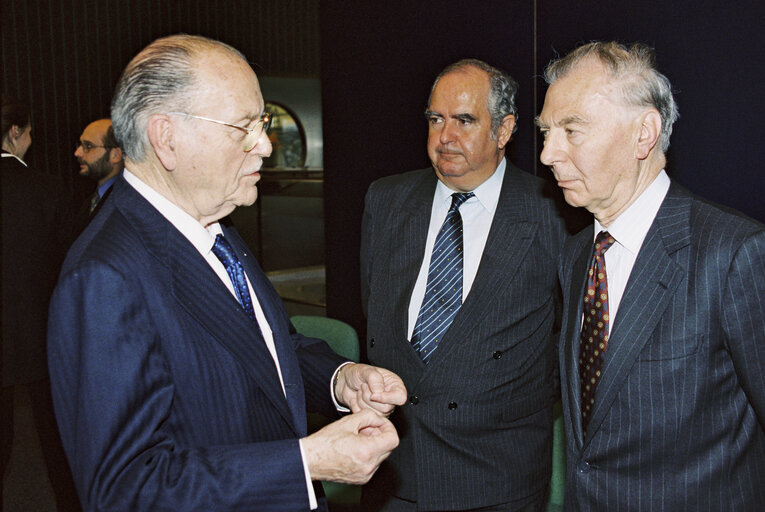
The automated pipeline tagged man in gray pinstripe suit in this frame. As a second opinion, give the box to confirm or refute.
[361,59,568,511]
[537,41,765,510]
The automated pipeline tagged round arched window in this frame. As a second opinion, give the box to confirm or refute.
[263,101,306,169]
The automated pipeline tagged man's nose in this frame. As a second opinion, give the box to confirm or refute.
[249,130,272,158]
[439,119,458,145]
[539,132,561,167]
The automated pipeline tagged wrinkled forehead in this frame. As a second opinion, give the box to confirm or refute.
[544,59,626,114]
[430,67,490,112]
[192,51,264,114]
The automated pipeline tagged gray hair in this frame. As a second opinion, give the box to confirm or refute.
[543,41,679,152]
[428,58,519,139]
[111,34,245,161]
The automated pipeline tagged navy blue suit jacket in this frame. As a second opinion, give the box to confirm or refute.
[48,176,346,511]
[559,183,765,510]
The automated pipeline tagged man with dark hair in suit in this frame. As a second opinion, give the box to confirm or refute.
[75,118,124,213]
[48,34,406,511]
[361,59,568,511]
[537,41,765,510]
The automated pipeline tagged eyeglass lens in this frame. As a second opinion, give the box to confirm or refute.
[243,113,273,152]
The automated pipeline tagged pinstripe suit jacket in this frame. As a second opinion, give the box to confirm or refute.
[47,176,346,511]
[560,183,765,511]
[361,164,568,510]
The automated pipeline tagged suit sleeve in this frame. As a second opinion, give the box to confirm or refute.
[723,229,765,431]
[292,326,349,418]
[360,183,377,319]
[48,261,311,512]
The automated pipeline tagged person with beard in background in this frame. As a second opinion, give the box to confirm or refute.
[73,118,123,232]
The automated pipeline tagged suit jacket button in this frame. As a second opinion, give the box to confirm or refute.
[448,402,457,410]
[410,395,419,405]
[578,461,591,474]
[369,337,375,348]
[493,351,502,359]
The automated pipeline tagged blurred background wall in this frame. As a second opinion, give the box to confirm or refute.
[3,0,764,340]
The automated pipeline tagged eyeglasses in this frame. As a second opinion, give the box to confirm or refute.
[166,111,272,152]
[76,141,114,153]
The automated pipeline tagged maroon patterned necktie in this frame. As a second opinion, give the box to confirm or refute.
[580,230,615,435]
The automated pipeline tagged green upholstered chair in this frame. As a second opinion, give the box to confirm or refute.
[291,315,361,362]
[545,400,566,512]
[290,315,362,511]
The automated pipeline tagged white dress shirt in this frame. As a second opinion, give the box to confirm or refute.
[122,169,320,509]
[407,159,506,340]
[593,170,670,331]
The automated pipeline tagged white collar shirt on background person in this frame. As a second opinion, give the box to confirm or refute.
[1,151,27,166]
[407,158,506,340]
[592,169,670,330]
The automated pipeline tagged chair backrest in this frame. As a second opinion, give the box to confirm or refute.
[546,400,566,511]
[290,315,364,506]
[290,315,360,362]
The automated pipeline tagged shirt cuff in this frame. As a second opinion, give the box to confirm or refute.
[298,439,319,510]
[331,362,354,413]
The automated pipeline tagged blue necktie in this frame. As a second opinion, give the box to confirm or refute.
[411,192,474,363]
[212,234,257,322]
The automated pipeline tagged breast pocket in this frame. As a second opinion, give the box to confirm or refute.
[637,334,702,361]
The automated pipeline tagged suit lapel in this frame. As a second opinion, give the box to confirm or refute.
[390,173,436,368]
[112,180,297,433]
[428,165,539,366]
[224,226,307,434]
[583,186,690,445]
[562,232,592,449]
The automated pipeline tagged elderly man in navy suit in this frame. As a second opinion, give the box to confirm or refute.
[537,41,765,510]
[48,34,406,511]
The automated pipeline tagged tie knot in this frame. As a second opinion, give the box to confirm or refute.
[594,230,615,255]
[450,192,474,211]
[211,234,237,267]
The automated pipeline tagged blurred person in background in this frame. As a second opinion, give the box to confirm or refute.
[73,118,123,233]
[1,92,79,510]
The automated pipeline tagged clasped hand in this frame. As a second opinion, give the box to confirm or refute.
[333,363,407,416]
[303,364,406,484]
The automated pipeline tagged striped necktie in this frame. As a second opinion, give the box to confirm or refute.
[411,192,474,363]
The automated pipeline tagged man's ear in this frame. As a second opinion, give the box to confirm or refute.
[10,124,22,139]
[636,109,662,160]
[496,114,515,150]
[146,114,177,171]
[108,146,123,165]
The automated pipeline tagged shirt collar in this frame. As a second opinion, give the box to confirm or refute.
[594,169,670,255]
[97,173,120,198]
[122,168,222,255]
[434,158,506,214]
[1,152,28,167]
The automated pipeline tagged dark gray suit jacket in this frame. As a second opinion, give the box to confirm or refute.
[361,163,568,510]
[48,176,346,511]
[560,183,765,511]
